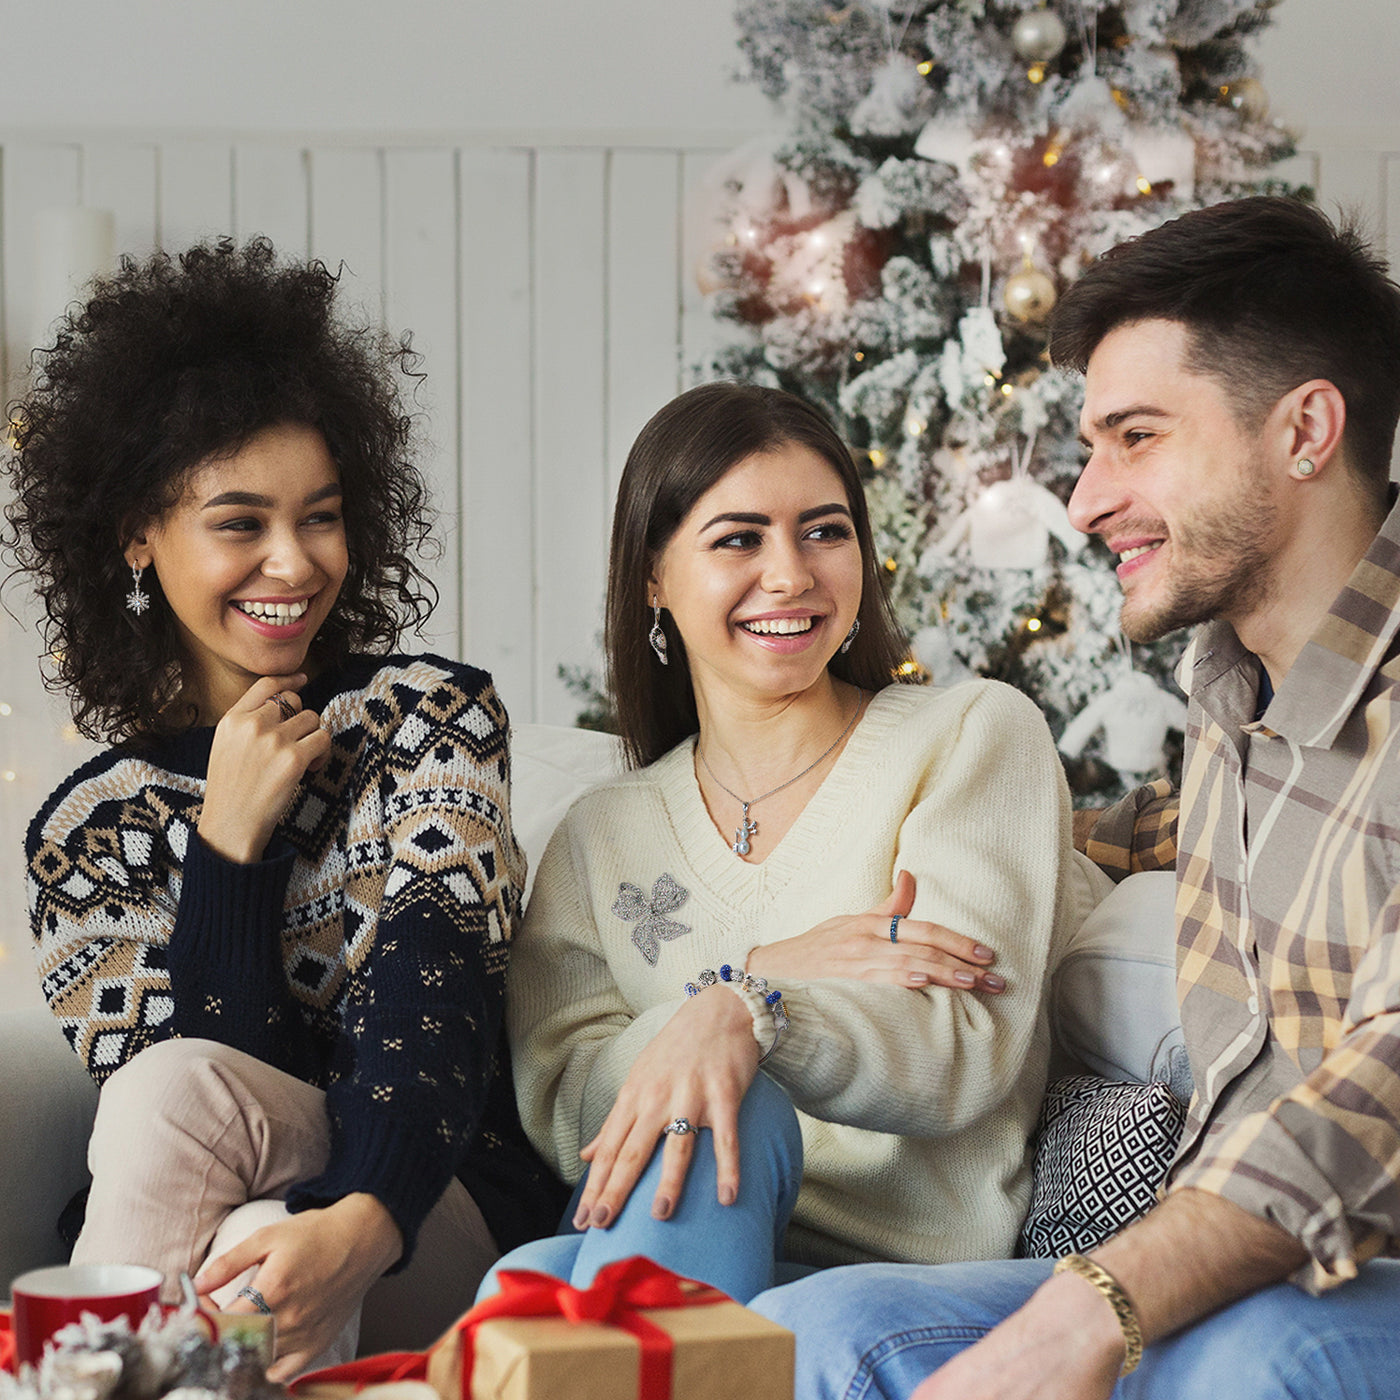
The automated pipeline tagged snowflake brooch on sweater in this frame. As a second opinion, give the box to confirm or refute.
[612,873,691,966]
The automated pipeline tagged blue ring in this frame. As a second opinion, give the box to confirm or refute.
[889,915,902,943]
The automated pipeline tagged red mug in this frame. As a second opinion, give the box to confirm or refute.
[10,1264,163,1368]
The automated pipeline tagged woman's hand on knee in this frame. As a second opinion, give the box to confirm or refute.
[574,990,759,1230]
[195,1192,402,1381]
[746,870,1004,993]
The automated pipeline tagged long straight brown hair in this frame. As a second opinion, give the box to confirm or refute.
[604,382,909,769]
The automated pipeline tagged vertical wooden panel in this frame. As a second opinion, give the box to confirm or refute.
[679,147,733,386]
[234,144,309,255]
[459,149,535,720]
[1313,146,1386,223]
[385,148,461,653]
[82,143,158,263]
[606,151,683,504]
[310,147,385,329]
[159,141,234,248]
[2,142,81,391]
[534,150,608,727]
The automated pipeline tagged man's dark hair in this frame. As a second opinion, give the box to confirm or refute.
[4,238,436,742]
[1049,196,1400,495]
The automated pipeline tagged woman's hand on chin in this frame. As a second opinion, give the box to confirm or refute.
[574,988,760,1229]
[745,870,1005,993]
[198,673,332,863]
[194,1193,403,1382]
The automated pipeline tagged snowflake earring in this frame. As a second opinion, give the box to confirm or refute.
[649,599,669,666]
[125,561,150,615]
[840,618,860,654]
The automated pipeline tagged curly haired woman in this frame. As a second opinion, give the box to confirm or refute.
[6,239,563,1377]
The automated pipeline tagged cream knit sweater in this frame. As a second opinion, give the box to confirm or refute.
[509,680,1111,1267]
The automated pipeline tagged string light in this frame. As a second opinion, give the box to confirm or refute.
[1025,617,1043,633]
[1000,383,1014,398]
[1042,145,1062,168]
[0,703,11,717]
[917,59,934,76]
[1136,175,1153,195]
[884,557,898,573]
[853,350,865,362]
[905,414,927,437]
[1027,62,1047,84]
[867,448,886,469]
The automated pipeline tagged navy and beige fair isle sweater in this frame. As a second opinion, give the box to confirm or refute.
[26,653,565,1259]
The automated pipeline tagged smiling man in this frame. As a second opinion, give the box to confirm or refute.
[751,197,1400,1400]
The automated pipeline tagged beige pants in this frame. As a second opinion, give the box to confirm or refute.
[72,1038,498,1366]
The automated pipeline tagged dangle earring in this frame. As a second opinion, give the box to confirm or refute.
[1295,457,1317,477]
[840,618,860,654]
[649,598,669,666]
[125,561,150,615]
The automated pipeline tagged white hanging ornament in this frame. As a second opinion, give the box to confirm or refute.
[1011,8,1068,63]
[931,477,1085,571]
[1003,262,1057,324]
[851,53,930,137]
[912,626,976,688]
[1059,671,1188,781]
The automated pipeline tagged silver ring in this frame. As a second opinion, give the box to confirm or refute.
[890,915,902,944]
[236,1284,273,1316]
[270,694,296,722]
[662,1116,696,1137]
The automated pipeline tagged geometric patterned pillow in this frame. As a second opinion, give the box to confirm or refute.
[1016,1074,1187,1259]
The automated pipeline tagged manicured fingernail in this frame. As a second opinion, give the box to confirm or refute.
[982,973,1007,992]
[652,1196,673,1221]
[908,972,930,986]
[572,1205,590,1230]
[718,1185,736,1206]
[953,971,977,986]
[590,1204,612,1228]
[974,945,995,962]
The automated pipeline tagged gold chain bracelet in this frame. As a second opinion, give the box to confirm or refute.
[1052,1253,1143,1376]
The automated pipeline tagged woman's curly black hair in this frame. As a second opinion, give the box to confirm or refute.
[3,237,437,743]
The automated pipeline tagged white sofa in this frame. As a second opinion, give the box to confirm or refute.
[0,722,1180,1292]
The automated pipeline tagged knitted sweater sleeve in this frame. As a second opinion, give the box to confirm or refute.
[758,683,1103,1137]
[507,823,680,1180]
[27,757,316,1081]
[284,663,523,1263]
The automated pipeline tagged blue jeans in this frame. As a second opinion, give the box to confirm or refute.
[751,1257,1400,1400]
[480,1072,807,1304]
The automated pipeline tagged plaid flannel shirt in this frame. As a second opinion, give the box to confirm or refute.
[1098,496,1400,1294]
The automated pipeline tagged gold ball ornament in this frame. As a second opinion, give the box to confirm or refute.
[1011,9,1068,64]
[1222,76,1269,121]
[1003,265,1057,324]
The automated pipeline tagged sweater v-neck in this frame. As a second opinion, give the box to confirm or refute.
[650,686,913,906]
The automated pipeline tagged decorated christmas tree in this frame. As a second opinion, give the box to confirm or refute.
[694,0,1296,799]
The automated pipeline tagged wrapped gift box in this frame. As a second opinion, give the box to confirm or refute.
[297,1258,793,1400]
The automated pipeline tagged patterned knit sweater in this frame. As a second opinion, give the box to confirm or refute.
[27,653,561,1258]
[510,681,1112,1268]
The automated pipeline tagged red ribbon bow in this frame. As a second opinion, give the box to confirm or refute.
[293,1257,728,1400]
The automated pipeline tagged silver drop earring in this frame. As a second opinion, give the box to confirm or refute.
[840,618,860,654]
[649,599,669,665]
[125,561,150,615]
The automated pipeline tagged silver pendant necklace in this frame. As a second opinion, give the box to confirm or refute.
[698,696,863,857]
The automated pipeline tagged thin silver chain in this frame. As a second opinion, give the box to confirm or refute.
[698,694,863,855]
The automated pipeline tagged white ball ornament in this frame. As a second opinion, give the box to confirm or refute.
[1003,265,1057,324]
[1011,9,1068,64]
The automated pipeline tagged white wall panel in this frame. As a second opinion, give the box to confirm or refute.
[160,142,234,249]
[679,148,733,384]
[234,144,308,255]
[2,142,81,391]
[459,149,535,722]
[606,151,683,503]
[384,148,461,654]
[533,151,608,726]
[82,143,158,268]
[310,147,385,329]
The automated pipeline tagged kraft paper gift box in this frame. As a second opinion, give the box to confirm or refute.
[295,1257,793,1400]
